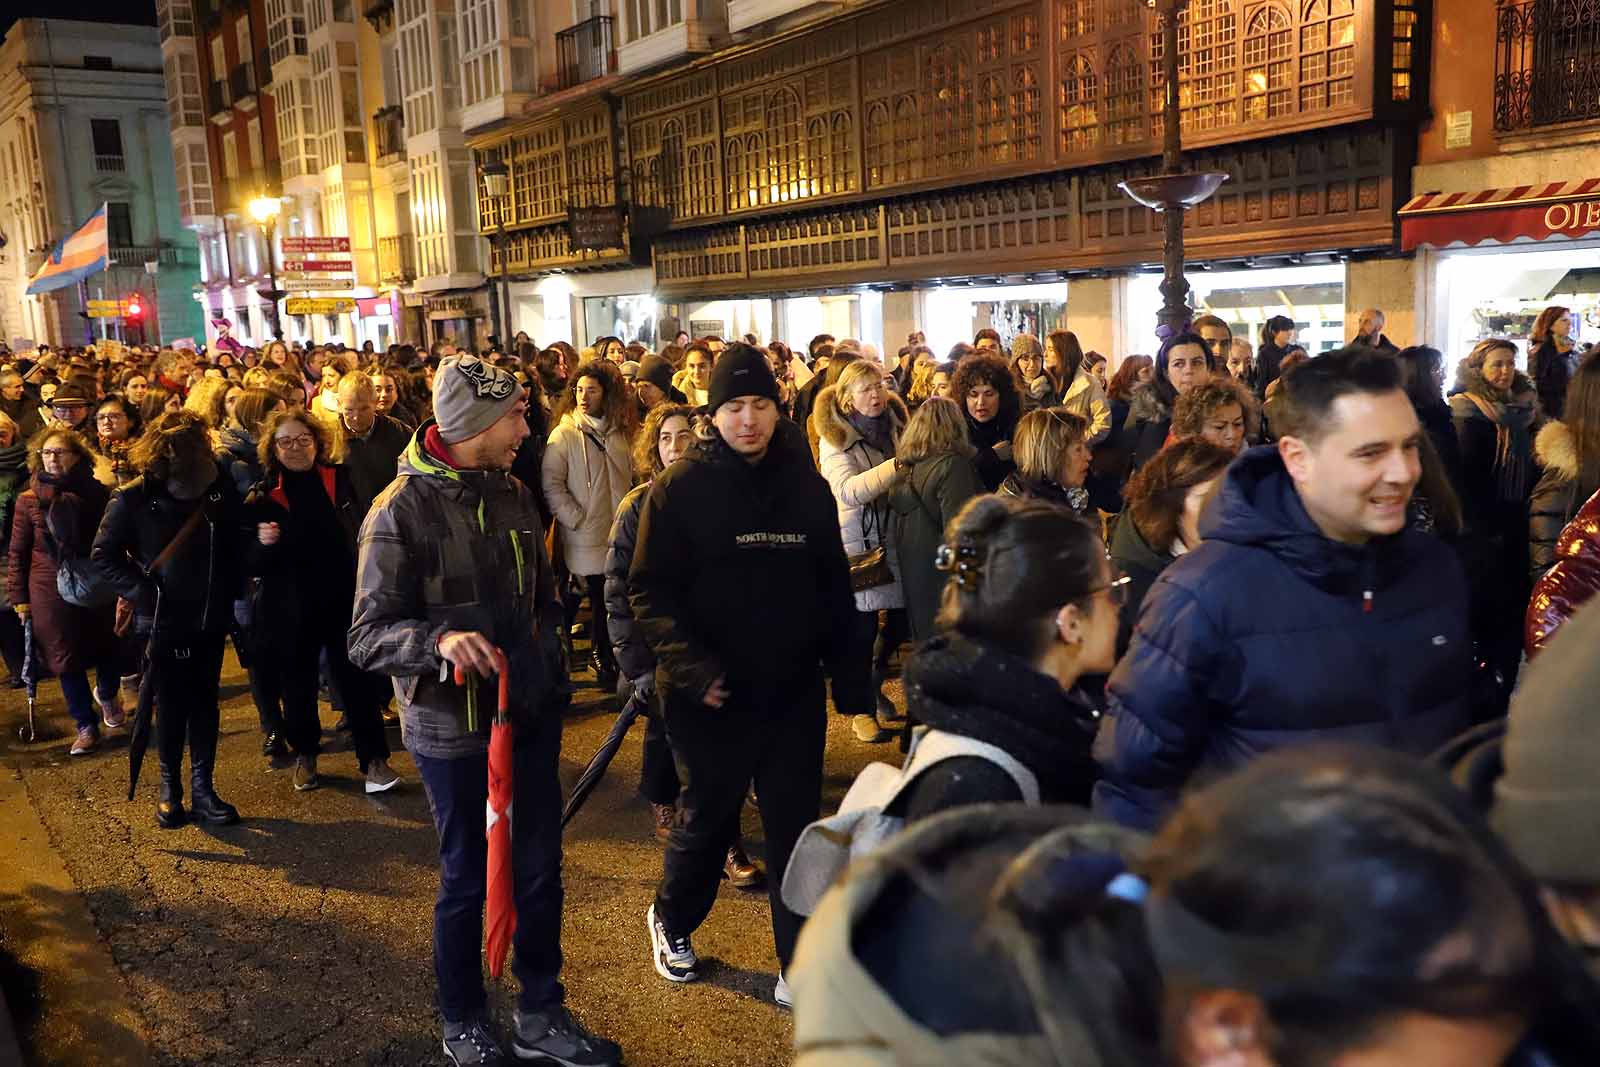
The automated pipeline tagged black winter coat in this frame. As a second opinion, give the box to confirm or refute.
[884,451,984,643]
[895,632,1100,821]
[628,418,865,713]
[1124,384,1173,478]
[217,426,263,497]
[243,464,363,654]
[1531,340,1573,422]
[603,480,652,688]
[1093,445,1476,831]
[91,470,248,644]
[341,414,410,518]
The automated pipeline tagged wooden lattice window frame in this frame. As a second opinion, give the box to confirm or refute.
[1104,43,1145,145]
[1010,67,1041,161]
[892,94,920,184]
[864,101,890,187]
[925,43,973,176]
[1243,3,1294,122]
[829,111,854,194]
[764,88,802,204]
[979,73,1009,162]
[1060,54,1099,152]
[1298,0,1357,112]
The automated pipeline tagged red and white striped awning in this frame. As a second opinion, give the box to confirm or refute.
[1400,179,1600,251]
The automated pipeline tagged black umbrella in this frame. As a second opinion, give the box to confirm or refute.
[16,614,37,742]
[561,690,646,829]
[126,590,160,802]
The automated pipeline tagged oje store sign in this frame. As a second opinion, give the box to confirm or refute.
[1400,179,1600,250]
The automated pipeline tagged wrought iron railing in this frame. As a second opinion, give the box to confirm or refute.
[556,15,616,90]
[94,154,126,173]
[1496,0,1600,131]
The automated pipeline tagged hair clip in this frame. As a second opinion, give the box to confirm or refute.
[1104,872,1149,905]
[934,540,982,589]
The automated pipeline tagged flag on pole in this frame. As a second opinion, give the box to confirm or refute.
[26,204,109,296]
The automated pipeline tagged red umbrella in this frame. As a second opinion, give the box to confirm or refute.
[455,650,516,979]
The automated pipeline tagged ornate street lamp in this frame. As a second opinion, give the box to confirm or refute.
[1119,0,1229,339]
[479,157,512,345]
[248,194,285,341]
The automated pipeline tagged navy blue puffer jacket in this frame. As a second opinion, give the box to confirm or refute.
[1093,445,1476,830]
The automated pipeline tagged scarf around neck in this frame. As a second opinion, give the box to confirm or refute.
[1466,387,1537,503]
[846,408,894,456]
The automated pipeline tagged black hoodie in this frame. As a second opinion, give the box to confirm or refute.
[628,417,866,713]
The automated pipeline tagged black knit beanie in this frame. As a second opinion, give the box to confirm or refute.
[705,343,779,415]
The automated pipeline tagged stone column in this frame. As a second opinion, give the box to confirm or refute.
[1066,275,1128,368]
[1344,257,1422,350]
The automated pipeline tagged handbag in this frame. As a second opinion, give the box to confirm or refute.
[848,499,895,593]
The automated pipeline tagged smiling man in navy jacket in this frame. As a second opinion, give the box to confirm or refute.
[1094,347,1476,831]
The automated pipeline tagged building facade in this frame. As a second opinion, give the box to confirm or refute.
[0,19,204,348]
[465,0,1433,359]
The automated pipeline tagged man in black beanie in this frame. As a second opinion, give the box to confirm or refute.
[633,353,685,413]
[629,342,866,1007]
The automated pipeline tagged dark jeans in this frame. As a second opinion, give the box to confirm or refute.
[150,633,226,773]
[247,665,284,736]
[414,705,565,1026]
[655,676,826,969]
[58,666,120,731]
[639,694,679,807]
[279,622,390,773]
[564,575,614,671]
[844,607,908,710]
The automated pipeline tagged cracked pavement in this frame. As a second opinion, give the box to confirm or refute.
[0,650,888,1066]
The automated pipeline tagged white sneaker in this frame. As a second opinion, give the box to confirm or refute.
[364,758,401,794]
[646,903,697,983]
[774,972,792,1010]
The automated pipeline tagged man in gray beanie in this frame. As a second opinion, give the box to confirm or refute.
[351,354,620,1066]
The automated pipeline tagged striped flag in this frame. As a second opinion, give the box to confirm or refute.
[26,204,109,295]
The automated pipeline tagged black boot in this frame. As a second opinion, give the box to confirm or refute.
[590,651,619,692]
[189,758,239,825]
[157,762,187,829]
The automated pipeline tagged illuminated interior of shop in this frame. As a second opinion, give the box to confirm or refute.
[921,282,1070,356]
[1127,264,1347,358]
[1437,244,1600,371]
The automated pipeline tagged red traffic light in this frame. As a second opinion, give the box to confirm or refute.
[126,297,143,318]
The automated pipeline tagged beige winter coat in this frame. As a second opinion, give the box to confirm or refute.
[541,410,632,576]
[815,386,908,613]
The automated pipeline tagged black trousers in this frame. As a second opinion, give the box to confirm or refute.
[654,676,826,969]
[248,665,284,736]
[279,619,391,772]
[844,607,908,709]
[151,632,227,774]
[639,695,679,807]
[563,575,614,671]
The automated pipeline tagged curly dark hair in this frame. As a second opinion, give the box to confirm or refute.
[257,407,343,476]
[1171,376,1260,441]
[128,410,213,475]
[950,352,1022,435]
[554,359,641,442]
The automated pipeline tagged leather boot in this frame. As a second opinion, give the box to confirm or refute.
[156,761,187,829]
[187,707,239,825]
[189,758,240,825]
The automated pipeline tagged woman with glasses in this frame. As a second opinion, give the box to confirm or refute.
[997,407,1094,517]
[243,409,399,795]
[892,494,1119,821]
[92,397,140,488]
[7,427,122,756]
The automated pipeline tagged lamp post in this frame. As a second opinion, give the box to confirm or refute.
[479,157,511,346]
[143,259,162,346]
[1118,0,1229,339]
[248,194,284,341]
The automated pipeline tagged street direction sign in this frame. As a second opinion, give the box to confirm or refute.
[285,297,357,315]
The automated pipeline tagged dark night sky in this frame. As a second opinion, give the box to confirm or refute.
[1,0,158,39]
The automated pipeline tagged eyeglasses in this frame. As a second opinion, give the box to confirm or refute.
[1090,575,1133,608]
[274,434,315,449]
[96,412,126,423]
[40,448,73,459]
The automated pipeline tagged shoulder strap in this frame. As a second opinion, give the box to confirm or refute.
[894,727,1041,805]
[149,503,206,576]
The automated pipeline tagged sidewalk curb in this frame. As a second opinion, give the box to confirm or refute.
[0,761,152,1066]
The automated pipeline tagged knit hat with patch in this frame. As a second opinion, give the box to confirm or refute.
[434,355,523,444]
[705,343,779,415]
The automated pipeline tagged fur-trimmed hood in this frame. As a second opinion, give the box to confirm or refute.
[1452,366,1538,410]
[1128,381,1170,424]
[813,385,909,451]
[1536,419,1579,481]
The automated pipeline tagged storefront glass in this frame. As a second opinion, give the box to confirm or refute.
[921,282,1068,356]
[584,294,660,346]
[1126,263,1346,357]
[1436,243,1600,371]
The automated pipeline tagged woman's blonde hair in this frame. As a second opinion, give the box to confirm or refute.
[908,361,941,405]
[833,358,886,414]
[897,396,974,464]
[1012,406,1087,483]
[184,377,231,428]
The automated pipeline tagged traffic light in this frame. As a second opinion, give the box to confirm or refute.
[125,296,143,320]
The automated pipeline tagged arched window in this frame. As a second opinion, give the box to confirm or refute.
[978,74,1008,162]
[864,101,890,187]
[745,132,765,207]
[892,95,920,184]
[1243,3,1293,121]
[1298,0,1357,111]
[764,88,802,203]
[1104,44,1144,145]
[1010,68,1041,160]
[829,111,854,194]
[806,116,827,198]
[924,44,972,175]
[724,139,742,208]
[1176,0,1238,130]
[1060,55,1098,152]
[660,119,684,215]
[685,144,704,218]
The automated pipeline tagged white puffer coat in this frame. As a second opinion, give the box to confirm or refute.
[541,410,632,576]
[815,386,908,612]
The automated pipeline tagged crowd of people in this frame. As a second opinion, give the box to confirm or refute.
[3,300,1600,1065]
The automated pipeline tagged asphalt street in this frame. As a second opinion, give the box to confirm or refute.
[0,646,890,1066]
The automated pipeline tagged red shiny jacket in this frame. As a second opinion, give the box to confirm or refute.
[1526,486,1600,659]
